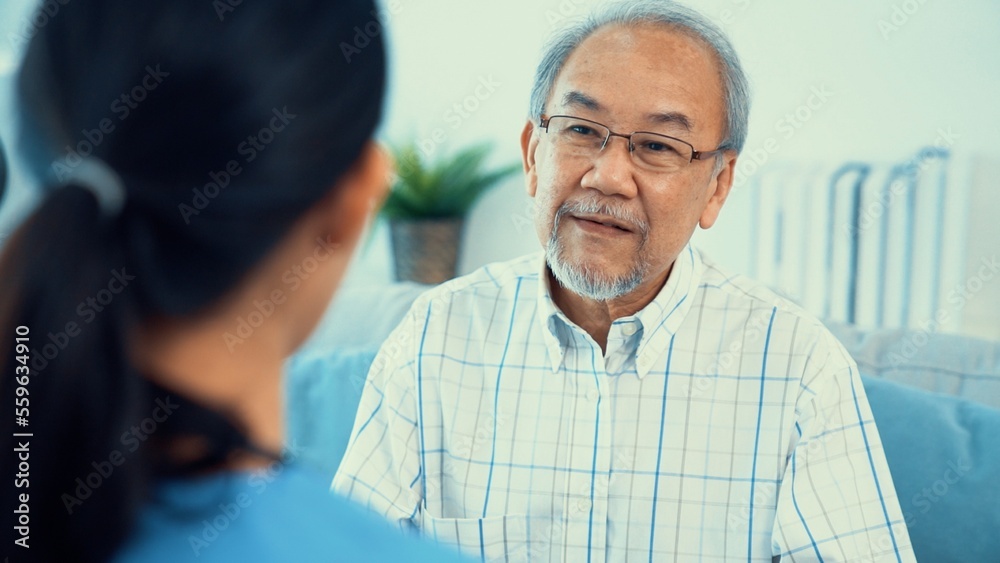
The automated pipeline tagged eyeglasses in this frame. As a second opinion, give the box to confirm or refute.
[539,115,724,172]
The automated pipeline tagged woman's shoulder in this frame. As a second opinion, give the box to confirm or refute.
[113,463,467,563]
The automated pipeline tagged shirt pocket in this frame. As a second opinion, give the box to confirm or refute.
[419,507,529,562]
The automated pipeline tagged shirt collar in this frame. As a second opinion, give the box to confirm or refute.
[536,245,703,378]
[537,253,572,373]
[631,244,702,378]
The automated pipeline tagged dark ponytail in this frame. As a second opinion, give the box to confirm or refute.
[0,185,147,561]
[0,0,386,560]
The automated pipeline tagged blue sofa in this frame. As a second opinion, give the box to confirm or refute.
[287,283,1000,562]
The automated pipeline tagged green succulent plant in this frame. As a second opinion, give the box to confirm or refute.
[379,142,520,220]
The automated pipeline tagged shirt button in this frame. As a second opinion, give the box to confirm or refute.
[586,389,599,402]
[622,323,638,336]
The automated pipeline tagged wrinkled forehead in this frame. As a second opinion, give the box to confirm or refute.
[548,23,726,142]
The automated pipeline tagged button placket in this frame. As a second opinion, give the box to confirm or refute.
[589,373,612,560]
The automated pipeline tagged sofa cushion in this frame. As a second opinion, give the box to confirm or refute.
[826,321,1000,408]
[863,375,1000,562]
[286,347,378,480]
[298,282,430,355]
[287,283,428,478]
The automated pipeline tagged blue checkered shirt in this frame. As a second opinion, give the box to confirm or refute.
[332,246,915,562]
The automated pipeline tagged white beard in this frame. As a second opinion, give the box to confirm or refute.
[544,198,650,302]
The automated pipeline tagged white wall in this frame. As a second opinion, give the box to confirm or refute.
[348,0,1000,339]
[2,1,997,337]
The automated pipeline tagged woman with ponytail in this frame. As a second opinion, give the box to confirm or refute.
[0,1,466,561]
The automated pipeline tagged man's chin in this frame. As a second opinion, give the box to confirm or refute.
[547,254,645,302]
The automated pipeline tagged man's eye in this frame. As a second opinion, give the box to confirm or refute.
[568,125,596,136]
[642,141,676,153]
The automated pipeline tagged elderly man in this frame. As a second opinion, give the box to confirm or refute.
[334,1,914,561]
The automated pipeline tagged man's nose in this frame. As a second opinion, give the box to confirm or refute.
[581,134,639,198]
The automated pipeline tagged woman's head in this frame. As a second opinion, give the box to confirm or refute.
[18,0,387,317]
[0,0,388,560]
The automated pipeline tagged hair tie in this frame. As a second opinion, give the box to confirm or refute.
[60,157,126,217]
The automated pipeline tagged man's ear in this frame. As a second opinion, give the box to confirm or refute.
[520,119,539,198]
[699,152,737,229]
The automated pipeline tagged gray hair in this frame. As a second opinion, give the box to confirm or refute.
[528,0,751,154]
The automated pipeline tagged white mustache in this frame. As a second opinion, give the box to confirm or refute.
[553,198,650,239]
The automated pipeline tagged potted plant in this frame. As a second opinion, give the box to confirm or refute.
[380,142,518,284]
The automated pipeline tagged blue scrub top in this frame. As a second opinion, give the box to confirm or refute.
[113,462,469,563]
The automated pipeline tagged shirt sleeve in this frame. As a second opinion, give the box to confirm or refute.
[772,331,916,562]
[332,306,425,532]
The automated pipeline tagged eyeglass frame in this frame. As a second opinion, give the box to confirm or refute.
[538,114,726,165]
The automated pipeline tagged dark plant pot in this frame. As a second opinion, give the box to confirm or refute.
[389,218,465,284]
